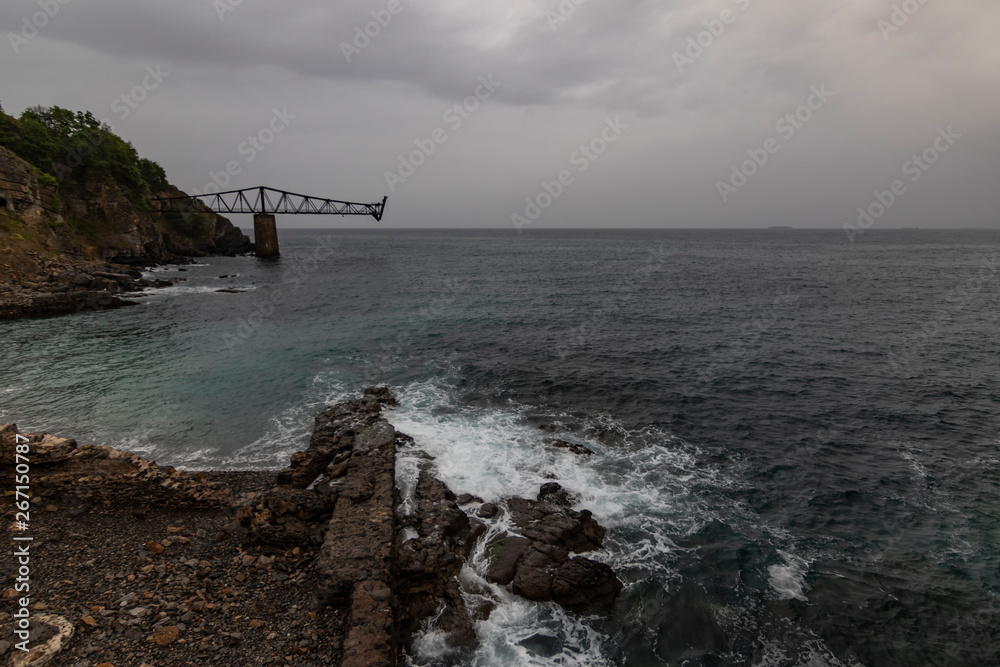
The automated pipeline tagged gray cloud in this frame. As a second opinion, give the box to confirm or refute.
[2,0,998,230]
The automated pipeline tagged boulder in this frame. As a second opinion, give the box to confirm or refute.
[511,544,567,602]
[537,482,574,507]
[483,486,622,610]
[485,535,532,585]
[363,385,399,406]
[477,502,499,519]
[507,497,605,553]
[240,486,336,547]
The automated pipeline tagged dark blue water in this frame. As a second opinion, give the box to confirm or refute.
[1,229,998,665]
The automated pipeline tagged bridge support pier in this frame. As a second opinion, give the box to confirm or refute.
[254,213,280,258]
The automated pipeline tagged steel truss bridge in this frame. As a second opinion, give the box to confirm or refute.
[151,186,388,221]
[151,186,388,257]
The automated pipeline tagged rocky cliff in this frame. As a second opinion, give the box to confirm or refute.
[0,146,250,264]
[0,145,252,319]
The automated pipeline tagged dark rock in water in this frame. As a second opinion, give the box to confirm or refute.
[215,288,245,294]
[0,288,136,320]
[507,496,605,553]
[483,485,622,610]
[485,535,532,585]
[396,466,484,650]
[512,544,568,601]
[519,632,562,658]
[544,438,594,456]
[364,385,399,406]
[273,387,395,489]
[552,557,622,610]
[537,482,574,507]
[470,598,497,621]
[477,502,499,519]
[232,388,619,660]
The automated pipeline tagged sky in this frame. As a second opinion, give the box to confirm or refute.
[2,0,999,230]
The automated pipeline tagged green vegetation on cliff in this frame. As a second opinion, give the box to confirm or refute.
[0,105,162,207]
[0,103,251,265]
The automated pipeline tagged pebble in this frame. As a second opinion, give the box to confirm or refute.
[153,625,180,646]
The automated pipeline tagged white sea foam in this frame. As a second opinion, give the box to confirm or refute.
[141,263,210,277]
[126,284,258,300]
[768,550,811,602]
[386,377,731,665]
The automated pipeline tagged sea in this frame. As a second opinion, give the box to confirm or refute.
[1,228,998,666]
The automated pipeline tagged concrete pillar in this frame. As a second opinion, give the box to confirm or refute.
[253,213,280,258]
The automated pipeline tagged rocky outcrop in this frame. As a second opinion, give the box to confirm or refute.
[0,251,182,320]
[0,424,230,508]
[395,459,486,649]
[485,486,622,610]
[318,416,397,667]
[0,145,251,320]
[237,387,401,667]
[148,187,253,261]
[0,146,251,265]
[0,146,60,223]
[239,387,397,548]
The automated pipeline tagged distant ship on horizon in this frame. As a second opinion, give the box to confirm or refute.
[767,226,794,229]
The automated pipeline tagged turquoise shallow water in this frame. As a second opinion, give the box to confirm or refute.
[1,229,999,665]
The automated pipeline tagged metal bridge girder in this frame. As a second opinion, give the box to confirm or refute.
[151,186,387,221]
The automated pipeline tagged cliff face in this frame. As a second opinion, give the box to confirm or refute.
[0,146,253,320]
[0,145,251,266]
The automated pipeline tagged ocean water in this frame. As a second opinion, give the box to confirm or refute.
[1,228,999,665]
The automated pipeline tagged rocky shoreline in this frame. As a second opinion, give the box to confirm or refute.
[0,252,181,321]
[0,143,254,322]
[0,387,622,665]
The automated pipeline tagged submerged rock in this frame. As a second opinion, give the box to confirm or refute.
[543,437,595,456]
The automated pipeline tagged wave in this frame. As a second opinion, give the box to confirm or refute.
[125,284,258,300]
[385,376,842,665]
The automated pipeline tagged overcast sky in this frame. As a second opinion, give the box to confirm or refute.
[3,0,998,229]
